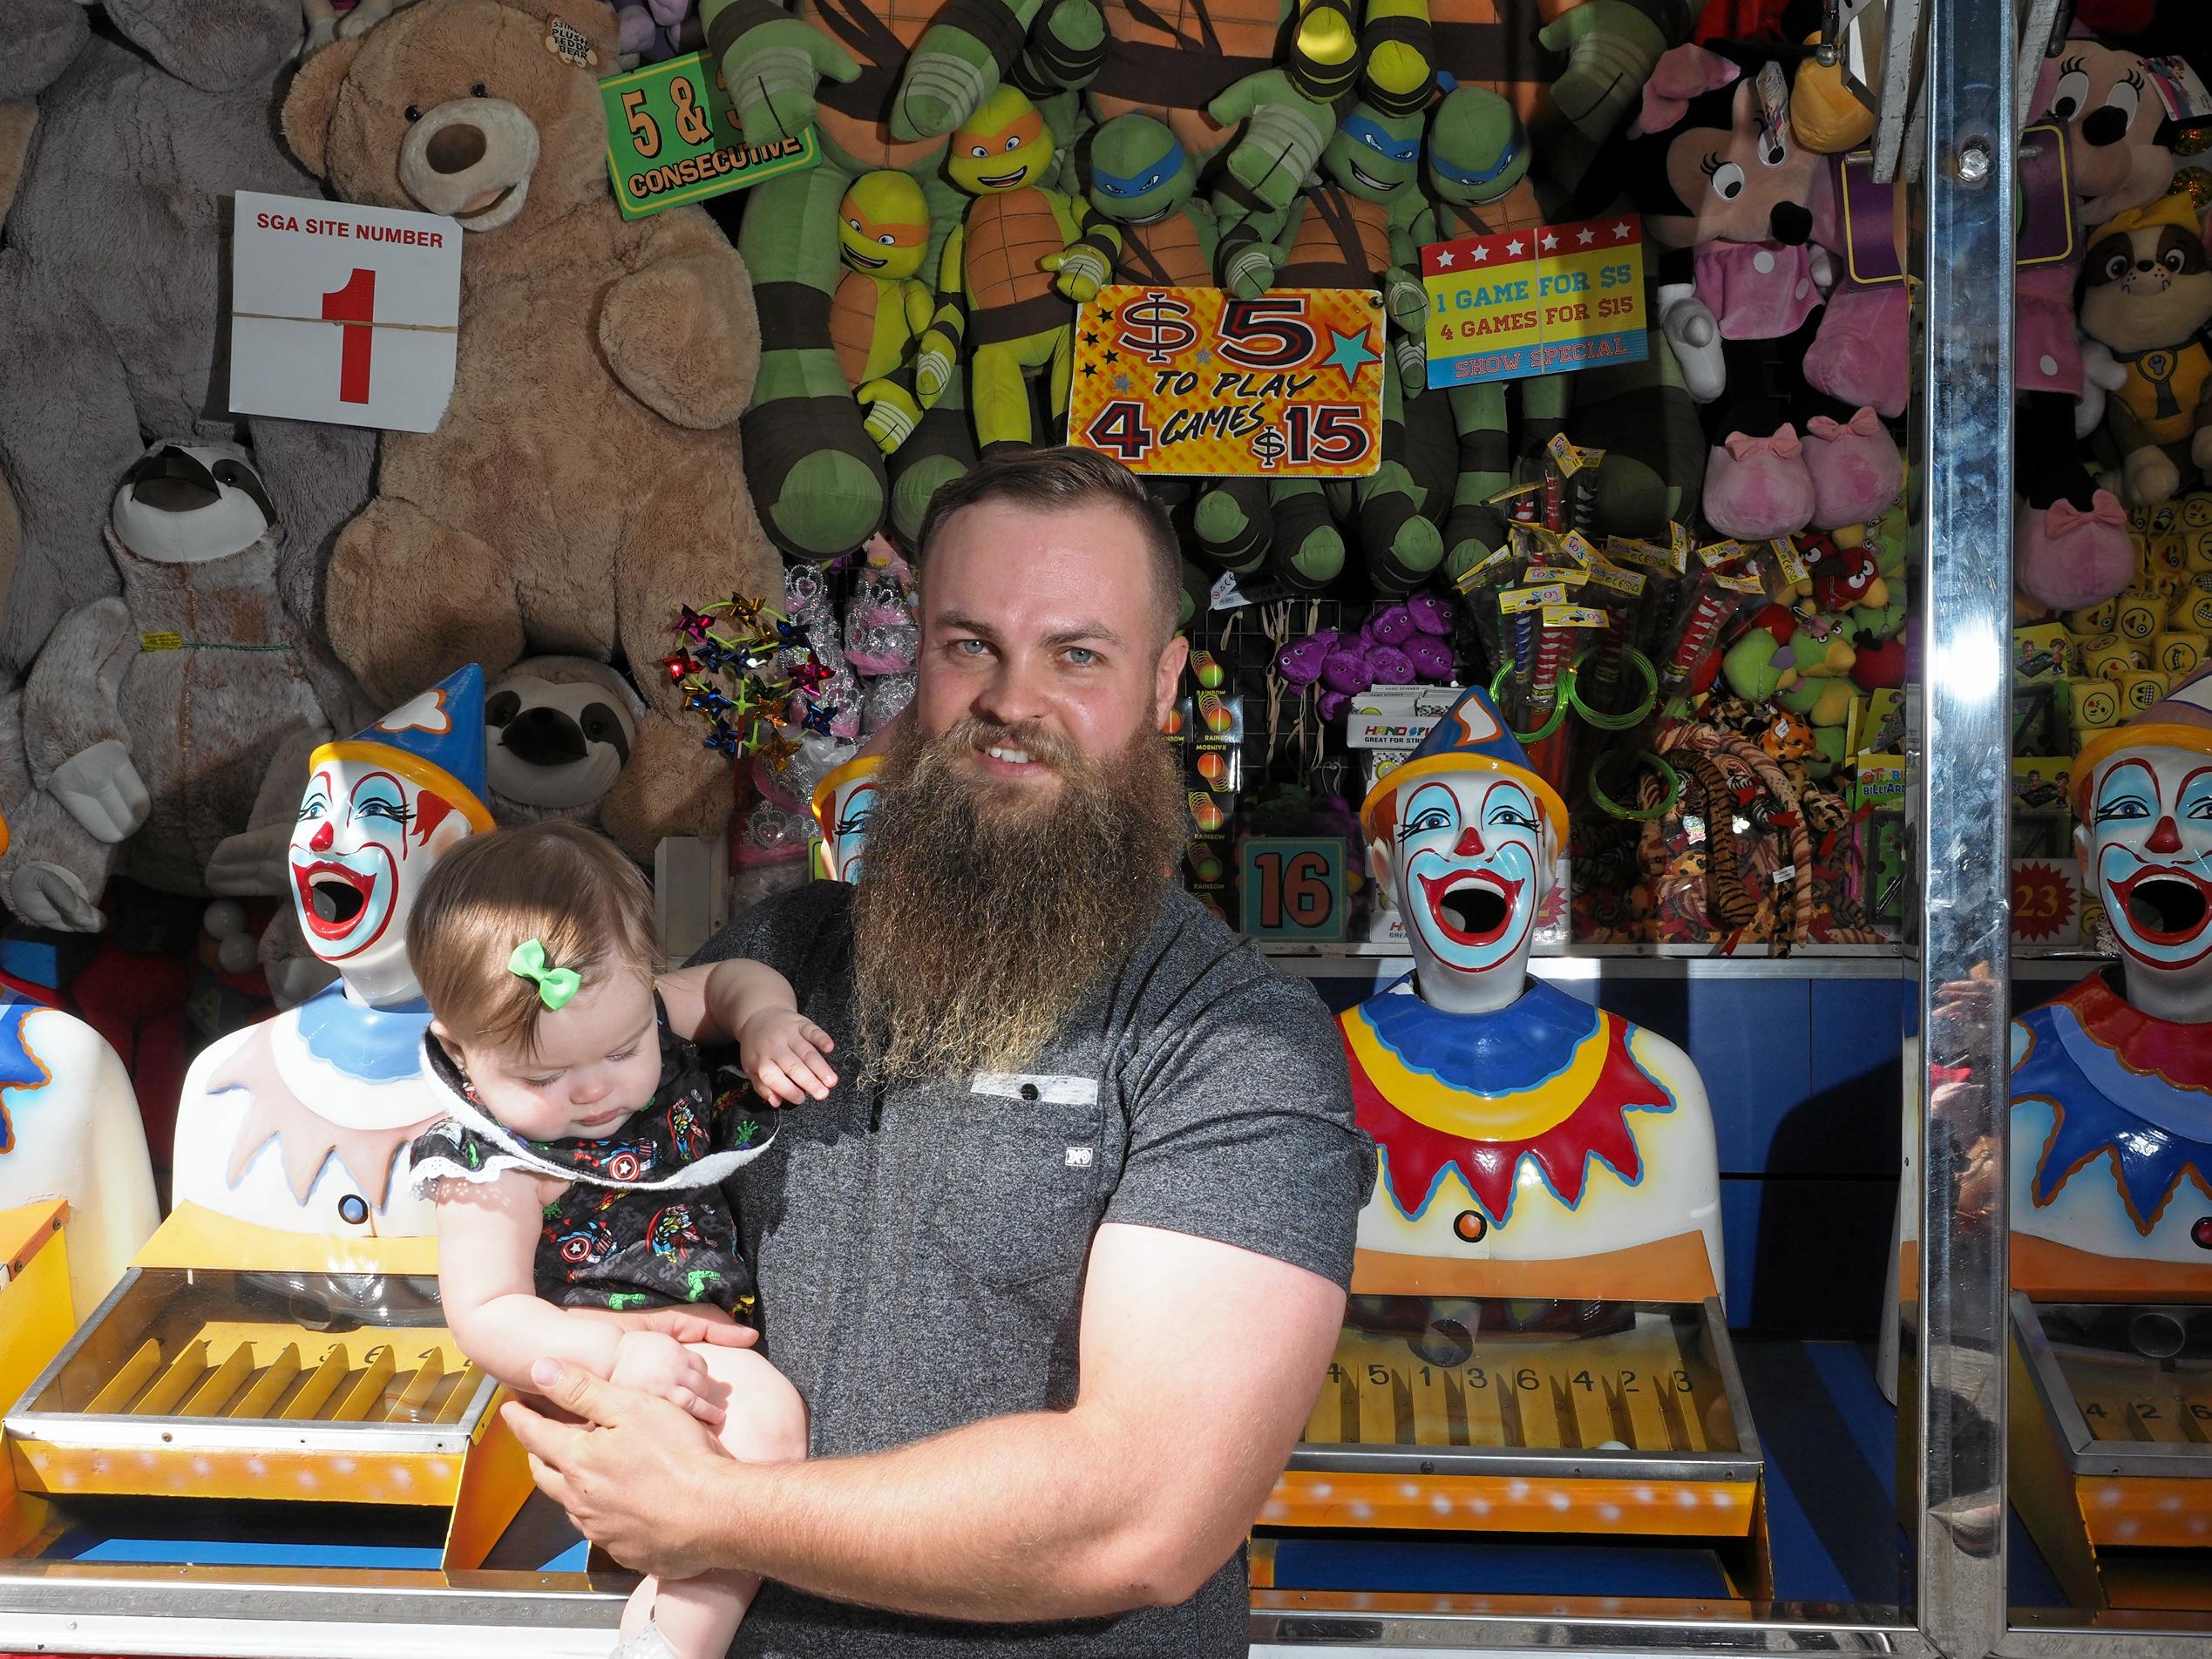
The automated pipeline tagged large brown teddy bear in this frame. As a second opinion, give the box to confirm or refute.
[282,0,775,857]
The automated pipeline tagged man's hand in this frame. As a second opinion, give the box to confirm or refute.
[504,1358,736,1581]
[610,1331,729,1427]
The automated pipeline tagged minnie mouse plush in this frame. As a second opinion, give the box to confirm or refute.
[1620,40,1902,540]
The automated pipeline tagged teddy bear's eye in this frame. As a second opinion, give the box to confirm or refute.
[472,83,488,98]
[2163,247,2188,274]
[404,105,422,123]
[2104,250,2132,281]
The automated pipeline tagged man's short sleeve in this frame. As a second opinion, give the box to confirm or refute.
[1106,964,1371,1289]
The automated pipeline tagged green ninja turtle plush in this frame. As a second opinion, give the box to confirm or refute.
[1217,98,1437,594]
[1082,112,1279,574]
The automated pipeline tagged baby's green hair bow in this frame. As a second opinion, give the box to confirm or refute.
[508,938,581,1011]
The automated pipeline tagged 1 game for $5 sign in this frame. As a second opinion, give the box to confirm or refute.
[1067,287,1383,478]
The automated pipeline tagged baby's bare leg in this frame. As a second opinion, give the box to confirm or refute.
[620,1346,807,1659]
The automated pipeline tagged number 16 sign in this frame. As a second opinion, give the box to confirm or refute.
[230,191,463,433]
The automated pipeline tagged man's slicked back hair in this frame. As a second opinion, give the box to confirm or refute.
[913,447,1181,645]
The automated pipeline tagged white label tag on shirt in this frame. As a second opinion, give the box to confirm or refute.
[970,1073,1100,1107]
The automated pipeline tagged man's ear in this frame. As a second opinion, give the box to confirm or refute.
[1154,632,1190,730]
[282,34,363,179]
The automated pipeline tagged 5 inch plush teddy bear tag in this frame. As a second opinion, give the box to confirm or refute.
[545,18,599,67]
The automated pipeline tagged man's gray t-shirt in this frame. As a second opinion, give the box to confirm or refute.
[692,879,1367,1657]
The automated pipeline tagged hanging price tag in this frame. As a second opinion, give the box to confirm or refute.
[230,191,461,433]
[1069,286,1384,477]
[599,50,818,220]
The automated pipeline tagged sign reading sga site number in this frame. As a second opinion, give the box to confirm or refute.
[599,50,818,220]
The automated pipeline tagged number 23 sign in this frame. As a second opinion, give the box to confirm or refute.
[230,191,462,433]
[1067,287,1383,479]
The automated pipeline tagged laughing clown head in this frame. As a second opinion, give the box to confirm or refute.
[291,666,494,1006]
[1360,687,1567,1014]
[811,753,882,884]
[2074,663,2212,1023]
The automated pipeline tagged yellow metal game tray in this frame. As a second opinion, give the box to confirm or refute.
[5,1265,495,1507]
[2012,1291,2212,1551]
[1272,1295,1761,1535]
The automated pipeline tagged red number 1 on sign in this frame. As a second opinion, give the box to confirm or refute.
[321,267,377,405]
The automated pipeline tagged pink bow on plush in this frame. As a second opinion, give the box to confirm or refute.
[2046,491,2127,535]
[1723,424,1802,462]
[1807,407,1883,441]
[1633,44,1740,138]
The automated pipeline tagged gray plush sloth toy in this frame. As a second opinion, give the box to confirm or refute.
[0,443,342,935]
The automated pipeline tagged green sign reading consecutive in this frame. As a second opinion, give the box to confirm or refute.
[600,51,818,220]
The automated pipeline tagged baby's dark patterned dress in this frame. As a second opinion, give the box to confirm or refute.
[408,997,776,1315]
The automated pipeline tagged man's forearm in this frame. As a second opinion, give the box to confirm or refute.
[689,1403,1213,1622]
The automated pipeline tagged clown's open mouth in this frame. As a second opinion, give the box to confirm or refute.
[2113,868,2212,943]
[1418,870,1523,949]
[295,862,373,938]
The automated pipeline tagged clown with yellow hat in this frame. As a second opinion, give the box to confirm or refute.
[1342,685,1725,1302]
[2011,660,2212,1283]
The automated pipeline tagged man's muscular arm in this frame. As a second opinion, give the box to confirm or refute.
[505,1220,1345,1619]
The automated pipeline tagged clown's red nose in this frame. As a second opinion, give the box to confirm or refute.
[310,823,335,853]
[1454,826,1486,857]
[2148,816,2184,855]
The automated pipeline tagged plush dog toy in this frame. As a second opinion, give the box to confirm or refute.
[2079,193,2212,507]
[282,0,779,859]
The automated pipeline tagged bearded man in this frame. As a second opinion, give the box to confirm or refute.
[504,447,1368,1657]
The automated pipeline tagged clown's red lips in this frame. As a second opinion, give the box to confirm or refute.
[2111,865,2212,945]
[294,860,375,938]
[1418,869,1523,948]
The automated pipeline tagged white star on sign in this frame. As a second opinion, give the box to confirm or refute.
[1506,238,1524,255]
[1471,244,1489,261]
[1435,249,1455,267]
[1540,232,1557,250]
[1611,220,1632,240]
[1578,227,1597,245]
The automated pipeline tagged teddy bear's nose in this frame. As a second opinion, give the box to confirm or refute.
[426,123,488,175]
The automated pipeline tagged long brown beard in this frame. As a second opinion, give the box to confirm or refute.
[851,714,1188,1083]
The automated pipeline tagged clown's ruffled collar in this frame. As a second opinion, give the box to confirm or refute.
[2013,969,2212,1234]
[1341,975,1676,1227]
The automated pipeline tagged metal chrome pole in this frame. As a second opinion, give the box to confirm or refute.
[1913,0,2014,1654]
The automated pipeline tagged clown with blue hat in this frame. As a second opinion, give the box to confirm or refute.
[170,667,493,1240]
[1344,684,1726,1301]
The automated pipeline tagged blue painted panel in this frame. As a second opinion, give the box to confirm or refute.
[1722,1177,1896,1335]
[1268,1536,1733,1598]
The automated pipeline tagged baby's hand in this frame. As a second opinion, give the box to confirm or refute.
[609,1330,725,1427]
[738,1008,838,1105]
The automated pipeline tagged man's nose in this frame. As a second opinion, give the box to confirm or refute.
[971,652,1052,728]
[2148,815,2185,855]
[310,823,335,852]
[1453,825,1486,857]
